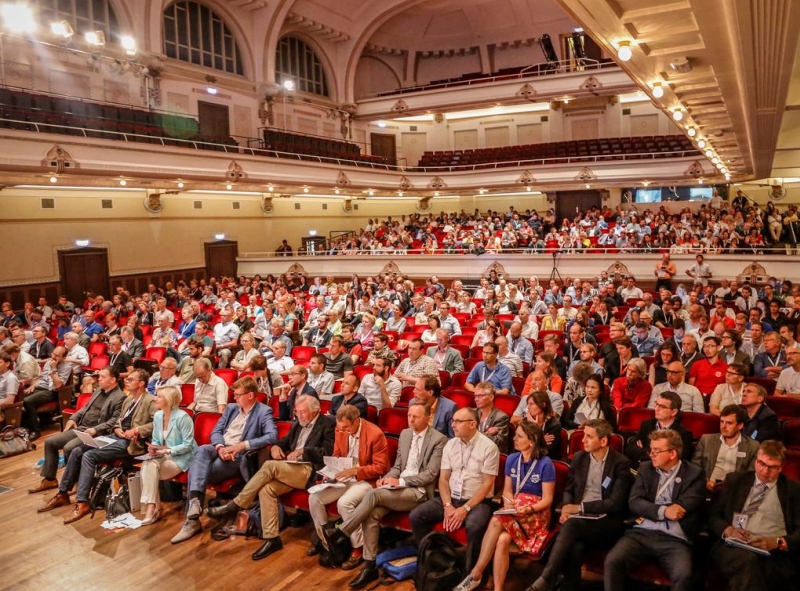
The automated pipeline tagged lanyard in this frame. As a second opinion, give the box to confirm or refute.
[514,454,539,496]
[655,461,681,502]
[481,366,497,382]
[767,354,782,367]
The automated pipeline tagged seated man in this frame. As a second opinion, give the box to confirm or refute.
[307,354,335,398]
[626,391,693,467]
[611,358,652,409]
[190,358,228,414]
[308,404,390,570]
[2,343,39,387]
[259,317,293,359]
[603,429,706,591]
[212,309,240,369]
[206,395,335,560]
[648,361,704,413]
[413,374,456,438]
[426,329,465,375]
[775,345,800,397]
[529,419,633,591]
[358,357,401,412]
[28,325,54,360]
[709,440,800,591]
[323,399,447,588]
[22,346,72,440]
[752,332,787,379]
[30,367,125,495]
[323,336,355,380]
[742,383,782,442]
[328,374,368,418]
[41,369,155,523]
[364,333,396,367]
[172,376,277,543]
[303,313,333,350]
[473,381,510,453]
[692,404,759,491]
[465,342,512,395]
[394,338,439,387]
[279,365,318,420]
[410,407,499,573]
[119,325,145,361]
[266,340,294,375]
[146,357,181,394]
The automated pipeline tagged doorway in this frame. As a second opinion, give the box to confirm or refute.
[58,248,110,306]
[205,240,238,280]
[370,133,396,165]
[555,190,602,223]
[198,101,230,138]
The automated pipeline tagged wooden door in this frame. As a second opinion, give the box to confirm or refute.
[205,240,238,280]
[370,133,396,165]
[555,190,601,223]
[58,248,109,305]
[198,101,230,138]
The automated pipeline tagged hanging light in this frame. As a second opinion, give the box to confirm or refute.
[617,41,633,61]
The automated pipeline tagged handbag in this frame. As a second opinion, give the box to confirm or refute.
[104,481,131,520]
[0,426,32,458]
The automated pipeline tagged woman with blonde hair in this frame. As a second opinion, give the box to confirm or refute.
[139,386,196,525]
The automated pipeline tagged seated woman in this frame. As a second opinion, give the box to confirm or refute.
[340,324,363,366]
[384,304,407,334]
[139,385,196,525]
[471,319,499,348]
[453,421,555,591]
[420,315,441,344]
[523,391,563,460]
[648,340,680,388]
[540,303,566,332]
[230,333,258,371]
[353,313,376,350]
[562,373,617,431]
[535,353,564,396]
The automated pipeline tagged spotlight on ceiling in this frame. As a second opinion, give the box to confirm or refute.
[85,30,106,47]
[177,182,184,189]
[1,4,36,34]
[616,41,633,62]
[51,21,74,39]
[120,35,136,55]
[669,57,692,74]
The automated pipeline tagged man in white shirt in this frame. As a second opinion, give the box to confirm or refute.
[686,254,713,286]
[649,361,704,413]
[775,345,800,397]
[506,321,534,365]
[558,295,579,321]
[267,341,295,375]
[189,358,228,413]
[62,332,90,372]
[437,305,462,336]
[306,353,335,399]
[495,336,523,377]
[618,276,644,301]
[358,357,402,412]
[513,308,539,341]
[213,309,240,369]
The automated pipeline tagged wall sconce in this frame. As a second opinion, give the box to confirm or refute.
[85,30,105,47]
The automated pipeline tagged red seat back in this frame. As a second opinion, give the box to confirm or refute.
[680,412,720,440]
[214,369,238,387]
[617,407,655,435]
[180,383,195,407]
[193,412,222,445]
[378,407,408,436]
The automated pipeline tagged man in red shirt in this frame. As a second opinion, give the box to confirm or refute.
[611,358,652,409]
[709,302,735,330]
[688,336,728,402]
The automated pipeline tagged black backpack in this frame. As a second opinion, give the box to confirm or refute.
[414,532,466,591]
[88,466,123,517]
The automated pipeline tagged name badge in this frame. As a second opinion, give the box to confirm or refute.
[736,451,747,458]
[602,476,612,489]
[751,430,758,440]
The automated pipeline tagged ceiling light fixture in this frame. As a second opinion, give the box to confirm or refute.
[617,41,633,61]
[672,109,683,121]
[697,139,706,149]
[75,239,90,247]
[267,185,274,192]
[177,182,184,189]
[50,175,57,183]
[119,179,127,186]
[282,79,295,92]
[651,82,664,98]
[214,233,225,240]
[705,149,713,157]
[303,187,309,193]
[687,127,697,137]
[226,183,232,190]
[334,188,340,194]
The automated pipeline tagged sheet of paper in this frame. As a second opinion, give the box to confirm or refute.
[571,513,607,520]
[493,508,518,515]
[307,482,346,494]
[317,456,354,481]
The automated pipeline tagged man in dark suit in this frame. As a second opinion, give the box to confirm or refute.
[172,376,278,544]
[324,399,447,588]
[30,366,125,496]
[120,326,145,361]
[692,404,759,491]
[328,374,368,418]
[206,394,335,560]
[604,428,707,591]
[278,364,318,420]
[741,382,782,442]
[625,391,693,468]
[413,374,456,438]
[709,440,800,591]
[528,419,633,591]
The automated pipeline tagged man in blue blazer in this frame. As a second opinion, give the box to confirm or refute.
[413,374,455,438]
[172,376,277,544]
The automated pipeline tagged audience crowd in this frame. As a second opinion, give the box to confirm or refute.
[4,203,800,591]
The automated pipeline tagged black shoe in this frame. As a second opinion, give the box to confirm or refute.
[29,431,41,441]
[322,527,352,568]
[349,564,379,589]
[252,537,283,561]
[205,500,241,519]
[307,542,323,557]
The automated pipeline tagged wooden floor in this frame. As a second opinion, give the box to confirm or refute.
[0,427,560,591]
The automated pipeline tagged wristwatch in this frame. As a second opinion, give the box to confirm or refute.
[463,504,472,513]
[444,502,452,508]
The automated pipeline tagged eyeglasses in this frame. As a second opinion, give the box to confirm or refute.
[725,370,743,376]
[451,418,476,424]
[666,369,684,374]
[649,448,674,457]
[756,458,782,471]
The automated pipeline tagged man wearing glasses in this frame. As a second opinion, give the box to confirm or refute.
[775,346,800,397]
[709,364,748,416]
[709,440,800,590]
[465,342,513,396]
[648,361,704,413]
[604,429,706,591]
[626,391,693,468]
[172,376,277,543]
[741,383,782,443]
[688,336,728,401]
[410,407,499,574]
[57,368,156,524]
[279,365,318,421]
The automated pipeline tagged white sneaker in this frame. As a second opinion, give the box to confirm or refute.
[453,575,481,591]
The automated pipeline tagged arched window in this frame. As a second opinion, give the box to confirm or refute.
[163,1,244,76]
[34,0,119,41]
[276,36,329,97]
